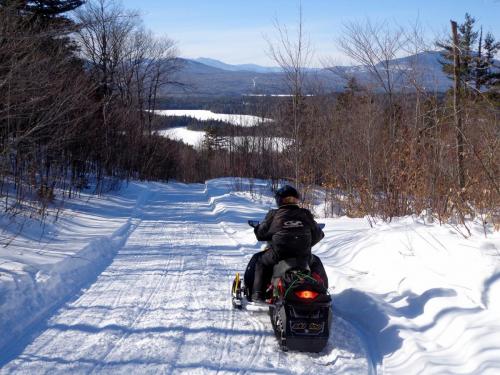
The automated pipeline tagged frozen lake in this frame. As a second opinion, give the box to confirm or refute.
[154,109,271,127]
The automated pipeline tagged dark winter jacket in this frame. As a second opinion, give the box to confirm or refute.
[255,205,324,260]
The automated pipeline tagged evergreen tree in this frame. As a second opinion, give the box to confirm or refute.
[203,127,227,152]
[26,0,83,18]
[437,14,478,88]
[482,32,500,90]
[0,0,83,29]
[438,13,499,93]
[30,0,85,57]
[457,13,478,86]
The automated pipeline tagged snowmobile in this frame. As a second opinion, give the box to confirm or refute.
[232,221,332,352]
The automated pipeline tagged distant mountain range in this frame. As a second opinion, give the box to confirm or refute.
[163,51,454,97]
[194,57,283,74]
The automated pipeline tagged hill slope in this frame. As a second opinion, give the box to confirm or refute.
[165,52,452,96]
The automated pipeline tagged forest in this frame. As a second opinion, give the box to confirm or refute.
[0,0,498,228]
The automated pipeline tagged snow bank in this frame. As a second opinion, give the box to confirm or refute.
[315,216,500,374]
[220,180,500,373]
[0,183,149,353]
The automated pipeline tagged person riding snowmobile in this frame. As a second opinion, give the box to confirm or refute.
[251,185,324,302]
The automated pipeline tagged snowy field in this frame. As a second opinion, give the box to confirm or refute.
[1,179,499,374]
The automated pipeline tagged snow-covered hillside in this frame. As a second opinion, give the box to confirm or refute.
[1,179,499,374]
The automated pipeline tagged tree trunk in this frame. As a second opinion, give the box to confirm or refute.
[451,20,466,189]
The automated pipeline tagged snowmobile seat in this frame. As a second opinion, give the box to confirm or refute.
[272,257,310,279]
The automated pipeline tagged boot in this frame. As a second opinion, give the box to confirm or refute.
[251,291,264,302]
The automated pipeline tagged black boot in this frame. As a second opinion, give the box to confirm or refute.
[252,249,277,302]
[251,291,264,302]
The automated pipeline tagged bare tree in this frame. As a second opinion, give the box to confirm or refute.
[74,0,180,179]
[339,20,406,95]
[75,0,139,96]
[339,20,407,138]
[266,4,312,185]
[143,35,181,134]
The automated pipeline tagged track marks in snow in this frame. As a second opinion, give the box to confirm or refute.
[1,181,372,374]
[203,182,372,374]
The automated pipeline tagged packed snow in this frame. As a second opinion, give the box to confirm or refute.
[1,178,499,374]
[154,110,271,127]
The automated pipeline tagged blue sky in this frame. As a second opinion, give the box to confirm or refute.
[122,0,500,66]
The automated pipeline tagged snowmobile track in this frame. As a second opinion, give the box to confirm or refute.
[1,182,373,374]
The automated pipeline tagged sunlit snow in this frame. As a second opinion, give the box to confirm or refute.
[1,179,499,374]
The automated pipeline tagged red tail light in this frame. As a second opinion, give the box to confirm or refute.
[278,278,284,295]
[294,290,319,299]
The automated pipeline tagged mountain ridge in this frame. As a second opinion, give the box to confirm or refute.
[194,57,283,73]
[166,52,454,96]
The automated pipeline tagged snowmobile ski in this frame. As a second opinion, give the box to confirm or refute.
[232,272,270,312]
[231,272,243,309]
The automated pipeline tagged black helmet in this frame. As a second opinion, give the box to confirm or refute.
[275,185,300,207]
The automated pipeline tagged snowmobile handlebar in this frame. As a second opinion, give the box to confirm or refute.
[248,220,325,230]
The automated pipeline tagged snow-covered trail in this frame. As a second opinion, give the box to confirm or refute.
[1,182,370,374]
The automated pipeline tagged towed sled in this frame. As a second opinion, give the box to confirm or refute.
[232,221,332,353]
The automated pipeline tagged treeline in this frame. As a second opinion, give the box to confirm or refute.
[194,14,499,228]
[1,3,498,227]
[156,115,278,137]
[0,0,198,215]
[156,116,235,132]
[294,15,498,226]
[313,15,499,225]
